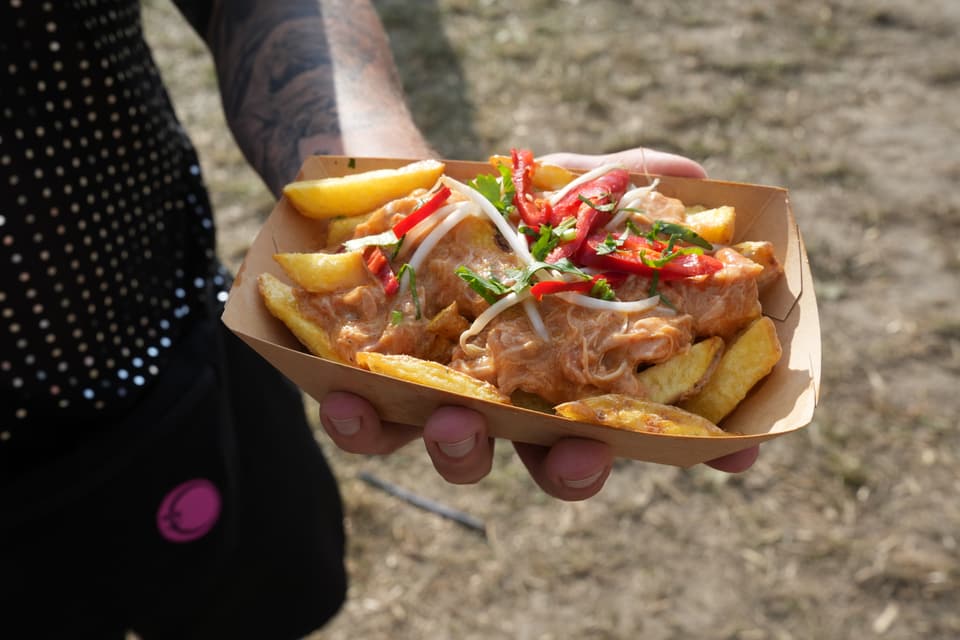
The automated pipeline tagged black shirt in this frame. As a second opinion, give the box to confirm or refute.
[0,0,227,454]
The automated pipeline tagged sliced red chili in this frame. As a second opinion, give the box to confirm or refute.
[511,148,549,227]
[619,235,668,253]
[530,279,593,300]
[391,185,452,238]
[548,168,630,227]
[546,169,630,263]
[530,272,625,301]
[364,246,399,295]
[656,253,724,279]
[580,237,724,280]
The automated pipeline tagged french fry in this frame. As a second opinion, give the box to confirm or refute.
[257,273,342,361]
[356,352,509,404]
[283,159,445,219]
[683,205,737,245]
[488,154,576,190]
[679,316,782,423]
[554,395,727,436]
[733,240,783,290]
[636,336,725,404]
[273,251,371,293]
[326,212,373,249]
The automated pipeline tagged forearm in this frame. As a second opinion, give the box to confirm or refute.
[181,0,434,196]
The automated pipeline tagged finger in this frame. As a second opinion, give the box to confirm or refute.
[319,391,421,455]
[422,406,494,485]
[513,438,613,501]
[539,149,708,179]
[705,444,759,473]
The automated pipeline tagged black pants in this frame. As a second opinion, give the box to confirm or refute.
[0,319,347,639]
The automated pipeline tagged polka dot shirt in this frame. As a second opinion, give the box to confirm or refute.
[0,0,229,451]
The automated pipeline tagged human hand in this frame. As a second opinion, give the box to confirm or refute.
[319,391,757,501]
[537,148,708,179]
[318,393,615,500]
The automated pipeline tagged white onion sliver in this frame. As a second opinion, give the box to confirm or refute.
[458,291,527,353]
[395,202,464,259]
[556,292,663,314]
[521,298,549,342]
[441,176,533,264]
[401,202,475,293]
[342,228,399,252]
[548,163,624,206]
[606,178,661,230]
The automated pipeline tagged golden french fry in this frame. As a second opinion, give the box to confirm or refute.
[283,159,445,219]
[637,336,725,404]
[530,162,577,191]
[273,251,370,293]
[732,240,783,290]
[683,205,736,245]
[355,352,509,404]
[679,316,782,423]
[326,212,373,249]
[257,273,342,361]
[487,154,576,190]
[554,395,727,437]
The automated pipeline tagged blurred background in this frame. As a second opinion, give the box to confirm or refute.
[143,1,959,638]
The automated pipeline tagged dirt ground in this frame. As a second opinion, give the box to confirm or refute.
[143,1,959,638]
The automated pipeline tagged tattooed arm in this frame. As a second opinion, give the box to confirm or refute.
[172,0,435,196]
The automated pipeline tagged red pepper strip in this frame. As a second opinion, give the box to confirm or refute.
[619,235,668,253]
[547,168,630,227]
[391,185,452,238]
[547,205,603,263]
[580,235,724,280]
[364,246,399,295]
[511,148,549,227]
[530,272,626,301]
[546,169,631,263]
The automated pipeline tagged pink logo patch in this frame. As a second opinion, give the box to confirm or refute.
[156,478,221,543]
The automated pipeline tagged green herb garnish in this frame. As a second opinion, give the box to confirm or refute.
[646,220,713,251]
[455,266,512,305]
[456,259,589,305]
[396,264,421,319]
[468,164,515,217]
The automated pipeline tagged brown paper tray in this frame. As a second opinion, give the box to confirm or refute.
[222,156,821,467]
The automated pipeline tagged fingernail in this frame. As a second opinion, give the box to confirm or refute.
[437,435,476,459]
[562,468,604,490]
[329,416,361,436]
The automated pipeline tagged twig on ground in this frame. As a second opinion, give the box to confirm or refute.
[358,471,487,538]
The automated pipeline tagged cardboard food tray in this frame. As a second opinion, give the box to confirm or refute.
[222,155,821,467]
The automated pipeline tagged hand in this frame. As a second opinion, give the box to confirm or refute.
[537,148,707,179]
[318,147,756,503]
[318,393,614,500]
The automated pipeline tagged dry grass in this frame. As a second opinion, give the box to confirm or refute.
[143,0,960,638]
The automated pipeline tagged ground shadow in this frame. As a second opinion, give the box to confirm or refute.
[373,0,481,159]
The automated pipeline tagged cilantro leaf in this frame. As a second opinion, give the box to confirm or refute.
[456,266,512,305]
[468,165,516,217]
[396,264,421,319]
[577,192,617,212]
[648,220,713,250]
[594,233,624,256]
